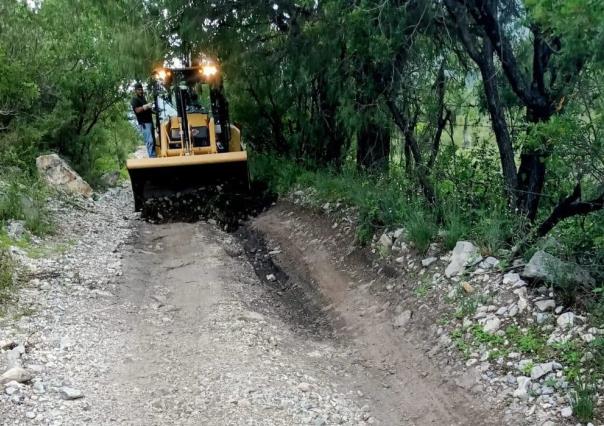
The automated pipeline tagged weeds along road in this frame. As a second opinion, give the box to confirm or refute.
[1,184,513,425]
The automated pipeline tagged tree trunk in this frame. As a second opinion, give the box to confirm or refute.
[356,116,390,171]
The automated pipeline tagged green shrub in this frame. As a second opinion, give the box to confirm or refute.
[0,172,53,236]
[442,206,471,250]
[0,247,14,304]
[571,380,596,423]
[406,209,437,253]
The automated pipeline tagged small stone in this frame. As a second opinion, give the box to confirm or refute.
[530,363,554,380]
[33,381,45,394]
[266,274,276,282]
[534,299,556,312]
[466,358,478,367]
[556,312,575,329]
[297,382,311,392]
[60,386,84,400]
[513,376,531,400]
[0,367,33,384]
[560,406,572,417]
[462,282,475,294]
[503,273,520,285]
[378,233,393,253]
[517,298,528,313]
[393,228,405,240]
[535,313,550,324]
[421,257,437,267]
[581,333,595,343]
[25,412,35,419]
[482,316,501,334]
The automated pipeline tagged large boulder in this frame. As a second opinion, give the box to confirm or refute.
[36,154,93,198]
[445,241,481,278]
[522,250,595,287]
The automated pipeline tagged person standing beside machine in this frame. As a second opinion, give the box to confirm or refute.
[131,82,156,158]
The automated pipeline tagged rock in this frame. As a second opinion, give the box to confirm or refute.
[100,171,120,187]
[462,281,475,294]
[560,406,572,417]
[0,340,16,351]
[556,312,575,329]
[60,386,84,400]
[36,154,93,197]
[392,310,412,328]
[534,299,556,312]
[535,313,550,324]
[393,228,405,240]
[33,381,45,394]
[522,250,595,286]
[445,241,481,278]
[479,257,499,269]
[266,274,276,282]
[378,233,393,253]
[503,273,521,285]
[530,363,554,380]
[517,298,528,313]
[0,367,33,384]
[507,304,519,317]
[581,333,595,343]
[513,376,531,400]
[421,257,437,267]
[482,316,501,334]
[297,382,311,392]
[7,220,26,240]
[238,311,265,322]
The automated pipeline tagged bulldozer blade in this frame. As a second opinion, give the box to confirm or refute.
[127,152,249,212]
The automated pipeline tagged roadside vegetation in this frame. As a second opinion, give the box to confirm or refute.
[0,0,162,301]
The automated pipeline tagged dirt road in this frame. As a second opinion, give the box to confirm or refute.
[1,187,514,425]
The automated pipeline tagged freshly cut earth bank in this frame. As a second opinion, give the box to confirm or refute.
[250,202,521,425]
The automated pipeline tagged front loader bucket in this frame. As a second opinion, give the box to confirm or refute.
[126,152,249,212]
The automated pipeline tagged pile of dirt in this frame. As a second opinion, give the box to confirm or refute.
[140,180,276,231]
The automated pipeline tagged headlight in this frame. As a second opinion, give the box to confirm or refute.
[201,64,218,77]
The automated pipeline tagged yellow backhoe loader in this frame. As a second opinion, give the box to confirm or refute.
[127,64,248,211]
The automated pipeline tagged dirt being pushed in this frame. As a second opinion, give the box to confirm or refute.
[249,201,515,426]
[140,181,275,231]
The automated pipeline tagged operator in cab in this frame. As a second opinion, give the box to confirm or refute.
[131,82,156,158]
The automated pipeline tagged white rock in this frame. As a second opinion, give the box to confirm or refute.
[534,299,556,312]
[0,367,33,384]
[393,228,405,240]
[556,312,575,329]
[517,298,528,313]
[530,363,554,380]
[581,333,595,343]
[60,386,84,400]
[445,241,481,278]
[36,154,93,197]
[503,273,520,285]
[266,274,276,282]
[482,316,501,334]
[297,382,311,392]
[513,376,531,400]
[378,233,393,252]
[560,406,572,417]
[421,257,437,267]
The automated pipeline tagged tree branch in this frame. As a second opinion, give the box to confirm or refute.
[537,183,604,237]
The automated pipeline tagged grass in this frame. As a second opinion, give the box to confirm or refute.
[0,173,53,236]
[571,380,597,422]
[250,152,527,258]
[0,247,14,305]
